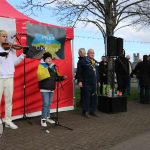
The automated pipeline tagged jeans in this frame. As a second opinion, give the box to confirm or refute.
[41,91,54,119]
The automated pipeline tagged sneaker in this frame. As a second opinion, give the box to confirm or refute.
[5,121,18,129]
[46,118,55,124]
[41,119,47,127]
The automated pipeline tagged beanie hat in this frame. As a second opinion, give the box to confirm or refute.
[43,52,52,61]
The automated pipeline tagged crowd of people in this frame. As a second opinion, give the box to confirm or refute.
[75,48,150,118]
[0,29,150,129]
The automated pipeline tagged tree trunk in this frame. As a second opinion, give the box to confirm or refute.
[104,1,116,94]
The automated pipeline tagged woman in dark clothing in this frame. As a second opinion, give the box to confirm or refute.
[75,48,86,106]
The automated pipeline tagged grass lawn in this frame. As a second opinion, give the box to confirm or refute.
[128,87,139,101]
[74,86,139,108]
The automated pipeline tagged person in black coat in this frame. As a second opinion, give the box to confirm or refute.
[131,55,150,104]
[75,48,86,106]
[126,55,133,95]
[115,53,129,95]
[98,56,108,95]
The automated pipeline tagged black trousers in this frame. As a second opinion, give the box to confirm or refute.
[79,87,83,106]
[140,86,150,104]
[82,85,97,113]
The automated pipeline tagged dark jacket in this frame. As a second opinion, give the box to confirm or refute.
[77,56,97,86]
[115,56,129,77]
[75,56,85,82]
[98,61,108,84]
[37,63,64,90]
[131,60,150,86]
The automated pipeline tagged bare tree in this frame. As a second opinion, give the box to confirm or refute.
[19,0,150,38]
[132,1,150,26]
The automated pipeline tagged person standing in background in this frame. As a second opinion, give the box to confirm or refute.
[126,55,132,96]
[131,55,150,104]
[98,56,108,95]
[75,48,86,106]
[115,52,129,96]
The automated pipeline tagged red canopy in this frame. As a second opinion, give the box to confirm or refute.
[0,0,74,119]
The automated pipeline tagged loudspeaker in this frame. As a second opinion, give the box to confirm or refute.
[116,38,123,56]
[106,36,117,56]
[98,96,127,113]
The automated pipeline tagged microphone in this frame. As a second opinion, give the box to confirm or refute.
[53,64,58,69]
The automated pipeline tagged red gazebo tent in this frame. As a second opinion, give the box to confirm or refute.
[0,0,74,119]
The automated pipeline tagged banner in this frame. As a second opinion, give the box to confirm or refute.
[26,23,66,59]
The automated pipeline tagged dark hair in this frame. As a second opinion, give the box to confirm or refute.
[143,55,147,61]
[43,52,52,61]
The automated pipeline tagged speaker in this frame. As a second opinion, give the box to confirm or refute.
[117,38,123,56]
[106,36,117,56]
[98,96,127,113]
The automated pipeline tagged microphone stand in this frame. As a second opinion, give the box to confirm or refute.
[15,34,32,125]
[54,69,73,131]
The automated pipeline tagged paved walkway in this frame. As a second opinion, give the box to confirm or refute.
[1,100,150,150]
[110,130,150,150]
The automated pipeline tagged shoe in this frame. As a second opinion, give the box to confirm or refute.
[41,119,47,127]
[46,118,55,124]
[82,112,89,118]
[5,121,18,129]
[89,113,98,117]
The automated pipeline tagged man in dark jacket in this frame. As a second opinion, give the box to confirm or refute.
[126,55,132,95]
[98,56,108,95]
[77,49,98,118]
[115,53,129,95]
[131,55,150,104]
